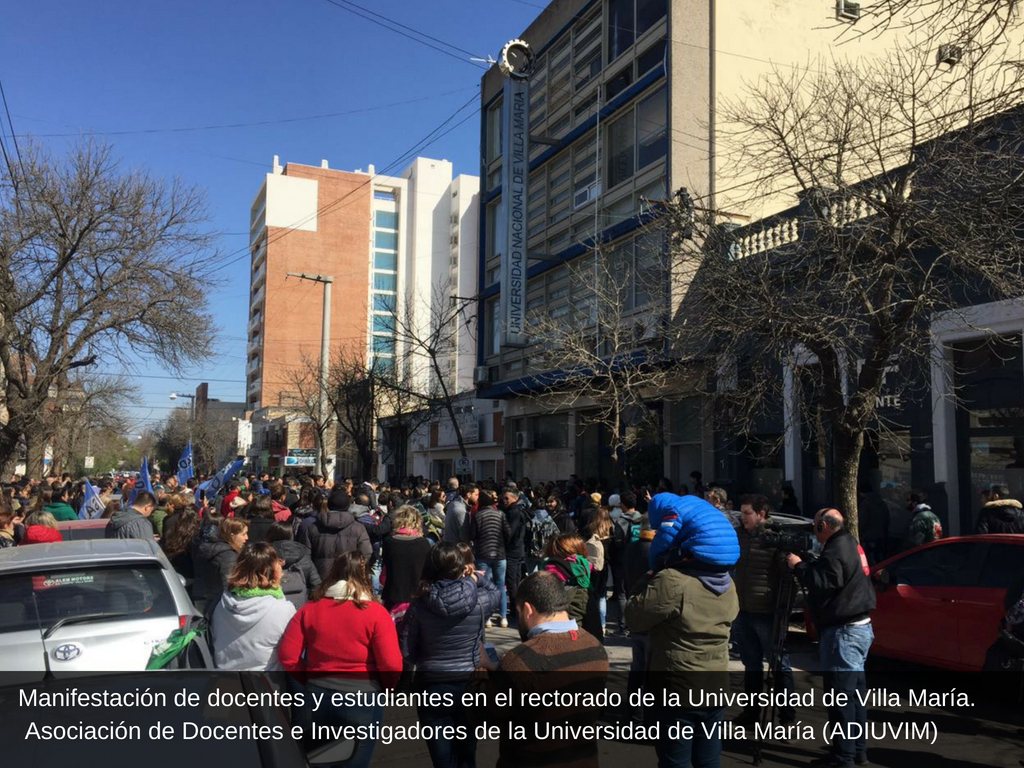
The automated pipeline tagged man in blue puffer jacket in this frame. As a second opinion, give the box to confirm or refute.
[647,492,740,570]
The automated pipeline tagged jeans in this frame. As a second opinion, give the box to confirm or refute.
[369,557,383,596]
[597,595,607,627]
[505,557,524,618]
[418,680,477,768]
[732,610,795,720]
[819,621,874,764]
[305,682,383,768]
[610,568,628,630]
[478,558,507,618]
[656,706,724,768]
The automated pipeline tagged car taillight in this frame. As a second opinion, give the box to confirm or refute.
[179,615,188,630]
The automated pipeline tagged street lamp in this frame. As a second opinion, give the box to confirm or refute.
[169,392,196,437]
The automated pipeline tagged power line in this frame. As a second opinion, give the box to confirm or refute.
[321,0,488,69]
[93,372,247,383]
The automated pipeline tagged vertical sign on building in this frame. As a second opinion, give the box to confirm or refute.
[498,39,534,348]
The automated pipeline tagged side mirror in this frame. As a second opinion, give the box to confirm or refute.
[873,568,891,588]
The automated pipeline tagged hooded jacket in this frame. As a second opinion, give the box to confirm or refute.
[190,524,238,604]
[43,501,78,522]
[399,576,501,672]
[271,500,292,522]
[298,510,372,578]
[104,507,154,541]
[211,589,296,671]
[647,493,740,569]
[21,525,63,545]
[271,539,322,608]
[975,499,1024,535]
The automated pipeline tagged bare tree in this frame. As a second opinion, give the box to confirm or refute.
[522,233,674,480]
[154,403,238,476]
[666,50,1024,533]
[0,140,216,471]
[46,374,136,475]
[282,353,336,478]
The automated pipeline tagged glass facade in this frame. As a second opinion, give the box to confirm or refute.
[371,199,399,368]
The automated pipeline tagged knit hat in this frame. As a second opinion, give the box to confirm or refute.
[327,489,350,511]
[589,492,602,505]
[608,494,621,509]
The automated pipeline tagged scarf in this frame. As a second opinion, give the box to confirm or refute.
[231,586,284,599]
[325,579,373,602]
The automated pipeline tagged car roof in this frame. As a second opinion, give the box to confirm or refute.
[0,539,165,573]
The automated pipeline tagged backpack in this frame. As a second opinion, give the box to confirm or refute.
[279,562,308,608]
[529,516,559,558]
[613,515,642,547]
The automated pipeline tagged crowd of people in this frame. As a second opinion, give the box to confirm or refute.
[1,468,1022,768]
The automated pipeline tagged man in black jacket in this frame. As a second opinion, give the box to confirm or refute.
[976,484,1024,534]
[502,487,531,625]
[787,509,875,768]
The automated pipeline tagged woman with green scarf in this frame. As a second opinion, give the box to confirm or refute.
[211,541,297,670]
[542,532,604,642]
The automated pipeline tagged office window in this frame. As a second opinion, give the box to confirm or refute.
[373,293,395,312]
[607,66,633,102]
[608,0,636,62]
[486,298,500,356]
[372,335,395,355]
[637,87,667,170]
[486,99,503,164]
[373,273,397,292]
[486,200,501,258]
[374,190,395,201]
[638,38,666,76]
[375,231,398,250]
[374,251,397,270]
[636,0,667,37]
[375,210,398,229]
[608,111,635,188]
[372,314,395,334]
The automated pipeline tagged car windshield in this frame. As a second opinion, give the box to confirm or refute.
[0,564,177,634]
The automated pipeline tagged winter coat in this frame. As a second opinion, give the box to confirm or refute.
[104,508,154,541]
[220,490,239,517]
[381,534,433,609]
[271,539,322,608]
[399,576,501,672]
[298,510,373,578]
[442,497,471,543]
[191,525,239,604]
[647,493,740,569]
[271,500,292,522]
[610,510,644,573]
[552,511,577,535]
[21,525,62,545]
[503,499,531,559]
[528,510,559,558]
[0,530,16,548]
[291,505,318,539]
[470,506,511,560]
[733,521,787,615]
[544,556,603,641]
[149,506,168,536]
[211,589,296,671]
[793,528,876,631]
[975,499,1024,535]
[43,501,78,522]
[624,531,654,596]
[245,516,274,544]
[906,504,943,549]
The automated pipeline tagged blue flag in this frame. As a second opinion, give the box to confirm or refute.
[78,481,106,519]
[125,456,155,509]
[195,458,244,507]
[176,441,194,485]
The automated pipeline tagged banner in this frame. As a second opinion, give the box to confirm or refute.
[78,481,105,519]
[499,74,530,347]
[176,441,194,485]
[194,458,244,507]
[124,457,155,509]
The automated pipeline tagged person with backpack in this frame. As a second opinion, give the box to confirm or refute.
[265,521,320,608]
[609,490,644,634]
[527,501,560,574]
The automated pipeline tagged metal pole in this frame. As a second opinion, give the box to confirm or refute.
[320,279,332,478]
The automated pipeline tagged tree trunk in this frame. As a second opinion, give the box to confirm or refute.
[832,425,864,539]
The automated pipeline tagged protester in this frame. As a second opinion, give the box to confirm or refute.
[193,517,248,612]
[42,482,77,522]
[906,490,942,548]
[0,504,17,548]
[243,493,275,543]
[278,551,402,768]
[400,542,501,768]
[105,490,157,540]
[501,486,531,623]
[442,482,477,544]
[161,505,202,583]
[626,499,739,768]
[609,490,643,633]
[787,508,876,768]
[150,488,170,536]
[211,542,296,670]
[731,494,796,727]
[265,520,321,608]
[975,483,1024,534]
[298,489,372,578]
[380,505,433,612]
[292,488,326,539]
[542,533,603,641]
[527,499,559,574]
[857,483,891,565]
[623,519,655,725]
[21,510,62,544]
[270,484,292,522]
[544,494,576,534]
[468,571,609,768]
[585,507,613,631]
[470,488,511,628]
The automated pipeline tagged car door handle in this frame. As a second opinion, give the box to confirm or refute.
[940,598,957,603]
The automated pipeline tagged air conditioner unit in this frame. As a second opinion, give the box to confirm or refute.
[573,181,601,209]
[515,431,534,450]
[937,43,963,66]
[473,366,490,385]
[835,0,860,21]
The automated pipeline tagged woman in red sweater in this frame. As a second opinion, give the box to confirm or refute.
[278,551,401,768]
[20,511,63,545]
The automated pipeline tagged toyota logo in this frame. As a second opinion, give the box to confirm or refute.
[53,643,82,662]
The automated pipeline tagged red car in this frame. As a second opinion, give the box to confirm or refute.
[869,534,1023,671]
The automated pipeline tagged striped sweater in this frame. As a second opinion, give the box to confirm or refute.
[469,628,609,768]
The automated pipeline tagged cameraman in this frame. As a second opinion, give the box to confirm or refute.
[732,494,796,727]
[787,509,875,768]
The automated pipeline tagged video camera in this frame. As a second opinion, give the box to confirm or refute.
[756,518,815,556]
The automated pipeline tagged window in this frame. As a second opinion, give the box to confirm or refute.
[608,0,635,62]
[371,314,395,334]
[374,189,395,201]
[606,66,633,102]
[533,414,568,449]
[638,38,666,76]
[372,335,395,355]
[374,251,397,270]
[375,231,398,250]
[373,293,395,312]
[486,99,503,163]
[889,543,985,587]
[979,543,1024,589]
[607,111,635,188]
[637,87,667,170]
[375,210,398,229]
[373,273,397,292]
[636,0,667,37]
[486,298,500,356]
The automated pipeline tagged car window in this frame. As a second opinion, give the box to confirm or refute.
[978,543,1024,589]
[889,542,986,587]
[0,564,176,633]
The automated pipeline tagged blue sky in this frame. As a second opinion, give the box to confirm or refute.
[3,0,540,434]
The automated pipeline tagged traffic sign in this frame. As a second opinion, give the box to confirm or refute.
[455,456,472,474]
[84,456,95,469]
